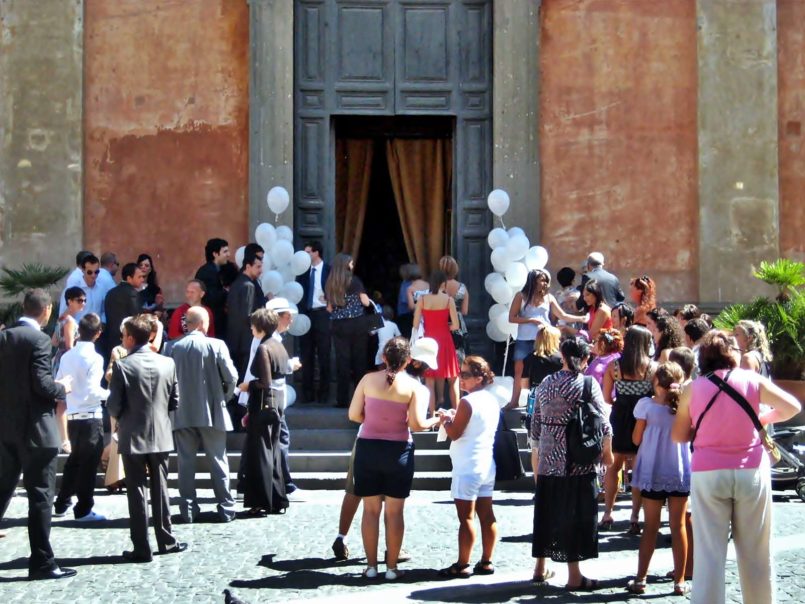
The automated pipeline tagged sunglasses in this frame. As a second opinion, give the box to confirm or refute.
[75,298,87,304]
[85,269,100,275]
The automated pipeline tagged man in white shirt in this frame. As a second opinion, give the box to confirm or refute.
[53,313,109,522]
[58,253,107,323]
[63,251,94,290]
[98,252,119,293]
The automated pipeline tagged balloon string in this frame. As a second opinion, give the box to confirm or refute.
[499,217,506,230]
[502,335,511,378]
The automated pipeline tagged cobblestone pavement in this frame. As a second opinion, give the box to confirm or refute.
[1,487,804,603]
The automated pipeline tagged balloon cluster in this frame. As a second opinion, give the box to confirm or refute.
[484,189,549,344]
[233,186,313,340]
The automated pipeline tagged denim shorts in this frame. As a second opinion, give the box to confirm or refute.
[513,339,535,361]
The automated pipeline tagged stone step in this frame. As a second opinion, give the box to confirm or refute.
[285,406,356,430]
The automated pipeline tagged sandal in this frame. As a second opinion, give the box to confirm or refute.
[627,521,642,536]
[246,508,267,517]
[532,568,555,583]
[437,562,472,578]
[626,579,647,594]
[473,560,495,575]
[362,566,378,578]
[565,576,599,591]
[673,582,690,596]
[598,518,614,531]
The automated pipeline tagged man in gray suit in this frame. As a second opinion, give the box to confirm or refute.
[169,307,238,523]
[107,314,186,562]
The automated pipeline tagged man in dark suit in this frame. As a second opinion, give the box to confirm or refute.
[225,253,265,380]
[0,289,76,580]
[576,251,625,311]
[107,315,186,562]
[296,241,331,403]
[103,262,145,354]
[195,238,230,341]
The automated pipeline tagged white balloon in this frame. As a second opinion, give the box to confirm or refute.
[524,245,549,271]
[485,321,509,343]
[235,246,246,269]
[270,239,294,266]
[488,303,508,322]
[291,250,312,275]
[487,376,514,408]
[267,186,290,215]
[490,247,510,273]
[288,313,311,336]
[487,227,509,250]
[487,189,510,217]
[505,234,530,261]
[285,385,297,407]
[484,272,505,295]
[505,262,528,289]
[507,227,525,239]
[279,265,296,285]
[491,280,514,305]
[276,225,294,242]
[280,281,304,305]
[261,270,284,296]
[494,310,511,334]
[254,223,277,250]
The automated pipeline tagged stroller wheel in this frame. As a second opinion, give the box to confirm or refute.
[796,478,805,503]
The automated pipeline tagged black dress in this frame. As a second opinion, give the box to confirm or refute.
[610,361,654,455]
[243,337,289,513]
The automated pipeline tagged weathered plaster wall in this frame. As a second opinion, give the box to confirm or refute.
[777,0,805,262]
[538,0,699,304]
[698,0,779,303]
[83,0,249,303]
[0,0,83,276]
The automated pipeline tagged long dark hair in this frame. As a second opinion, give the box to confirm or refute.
[325,253,353,308]
[383,337,410,385]
[583,279,604,309]
[136,253,159,290]
[560,337,591,374]
[521,269,550,305]
[620,325,653,377]
[649,308,685,361]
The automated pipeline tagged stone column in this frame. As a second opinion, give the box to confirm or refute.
[493,0,540,240]
[697,0,779,303]
[0,0,83,273]
[249,0,294,232]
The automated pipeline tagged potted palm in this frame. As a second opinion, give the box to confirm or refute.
[714,258,805,423]
[0,263,69,330]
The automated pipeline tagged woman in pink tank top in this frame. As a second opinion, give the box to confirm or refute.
[672,331,800,604]
[348,337,440,580]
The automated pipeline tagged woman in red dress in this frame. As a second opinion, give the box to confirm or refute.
[412,269,460,414]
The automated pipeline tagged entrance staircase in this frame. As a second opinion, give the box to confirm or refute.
[49,406,534,492]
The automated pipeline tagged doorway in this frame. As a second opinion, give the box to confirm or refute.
[334,116,453,310]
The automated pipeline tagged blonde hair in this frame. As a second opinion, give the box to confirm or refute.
[534,325,561,357]
[735,320,772,362]
[438,255,459,279]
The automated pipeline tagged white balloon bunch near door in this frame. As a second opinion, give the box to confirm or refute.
[484,188,549,405]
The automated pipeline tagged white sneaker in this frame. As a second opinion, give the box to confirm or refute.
[76,511,106,522]
[362,566,378,578]
[385,568,405,581]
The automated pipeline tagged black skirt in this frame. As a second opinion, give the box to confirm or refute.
[532,474,598,562]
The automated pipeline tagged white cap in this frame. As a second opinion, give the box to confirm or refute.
[265,297,298,315]
[411,337,439,370]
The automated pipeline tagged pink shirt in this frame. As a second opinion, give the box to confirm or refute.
[360,396,411,442]
[689,368,764,472]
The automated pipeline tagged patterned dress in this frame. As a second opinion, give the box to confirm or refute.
[610,361,654,454]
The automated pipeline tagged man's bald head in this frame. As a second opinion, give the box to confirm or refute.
[185,306,210,334]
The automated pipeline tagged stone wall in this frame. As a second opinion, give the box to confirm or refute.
[0,0,83,278]
[538,0,699,304]
[83,0,250,302]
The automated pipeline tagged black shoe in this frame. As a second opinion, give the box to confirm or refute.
[159,542,188,555]
[332,537,350,560]
[28,566,77,581]
[122,550,153,563]
[53,502,71,518]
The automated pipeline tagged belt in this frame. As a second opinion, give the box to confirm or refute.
[67,410,103,420]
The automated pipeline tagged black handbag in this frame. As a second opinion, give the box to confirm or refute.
[493,412,525,481]
[360,303,384,333]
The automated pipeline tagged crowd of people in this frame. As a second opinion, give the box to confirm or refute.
[0,242,801,604]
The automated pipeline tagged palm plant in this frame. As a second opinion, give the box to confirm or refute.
[714,258,805,380]
[0,263,69,327]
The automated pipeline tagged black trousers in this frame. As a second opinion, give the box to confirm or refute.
[55,418,104,518]
[122,452,177,556]
[330,317,368,406]
[299,308,332,402]
[0,440,58,572]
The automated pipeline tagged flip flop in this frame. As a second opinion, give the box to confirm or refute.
[626,578,646,594]
[473,560,495,575]
[565,576,599,591]
[673,582,691,596]
[532,568,555,583]
[438,562,472,578]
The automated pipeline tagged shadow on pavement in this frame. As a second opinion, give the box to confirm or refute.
[409,578,627,603]
[230,567,441,590]
[258,554,363,571]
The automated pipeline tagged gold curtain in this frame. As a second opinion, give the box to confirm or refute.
[335,138,375,260]
[385,138,452,276]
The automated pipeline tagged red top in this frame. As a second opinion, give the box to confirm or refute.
[588,307,613,333]
[168,303,216,340]
[422,307,459,379]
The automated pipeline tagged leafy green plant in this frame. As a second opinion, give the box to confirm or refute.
[0,263,69,328]
[714,258,805,380]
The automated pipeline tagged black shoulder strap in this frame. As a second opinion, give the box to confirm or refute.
[706,372,763,432]
[691,370,733,451]
[581,376,593,404]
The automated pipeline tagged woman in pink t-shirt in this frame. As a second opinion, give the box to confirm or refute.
[672,331,800,604]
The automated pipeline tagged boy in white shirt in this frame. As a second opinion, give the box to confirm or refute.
[373,305,401,368]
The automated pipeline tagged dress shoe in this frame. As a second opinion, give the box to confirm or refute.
[122,550,153,563]
[28,566,77,580]
[159,542,188,555]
